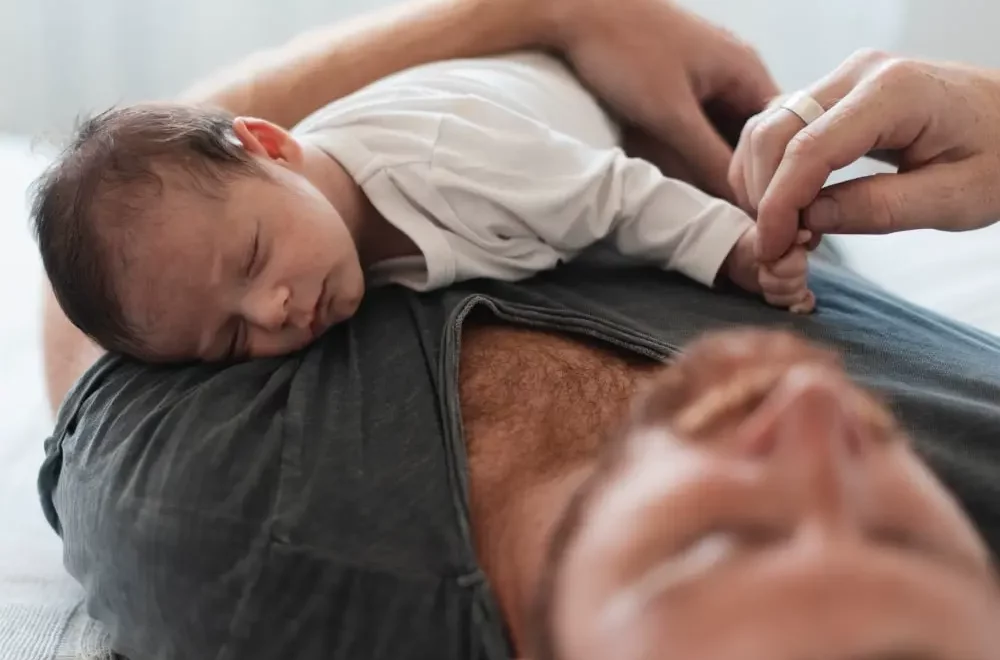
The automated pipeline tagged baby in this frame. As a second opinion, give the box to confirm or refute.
[32,52,813,363]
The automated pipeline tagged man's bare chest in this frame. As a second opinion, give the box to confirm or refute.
[459,321,660,507]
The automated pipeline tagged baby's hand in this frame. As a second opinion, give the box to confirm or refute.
[724,227,815,314]
[759,230,815,314]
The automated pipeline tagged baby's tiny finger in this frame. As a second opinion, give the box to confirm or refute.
[765,290,810,307]
[767,247,809,278]
[759,271,807,296]
[790,290,817,314]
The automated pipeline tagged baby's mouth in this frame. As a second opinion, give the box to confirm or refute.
[310,280,328,337]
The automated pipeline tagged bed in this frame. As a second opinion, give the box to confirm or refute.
[0,136,115,660]
[1,134,998,659]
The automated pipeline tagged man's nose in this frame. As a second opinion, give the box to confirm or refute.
[244,285,291,331]
[741,365,871,525]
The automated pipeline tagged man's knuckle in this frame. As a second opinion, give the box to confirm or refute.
[785,129,824,162]
[868,186,904,232]
[748,122,770,153]
[847,47,892,70]
[739,42,766,66]
[874,58,921,88]
[960,165,996,229]
[749,113,786,154]
[727,165,742,192]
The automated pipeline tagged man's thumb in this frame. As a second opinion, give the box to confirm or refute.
[803,166,986,235]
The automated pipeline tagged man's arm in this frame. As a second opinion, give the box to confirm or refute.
[179,0,561,127]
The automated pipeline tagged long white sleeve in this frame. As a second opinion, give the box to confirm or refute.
[298,52,754,291]
[427,101,755,287]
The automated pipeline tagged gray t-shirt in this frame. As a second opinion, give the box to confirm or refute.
[39,263,1000,659]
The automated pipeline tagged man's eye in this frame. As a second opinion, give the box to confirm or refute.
[870,527,942,564]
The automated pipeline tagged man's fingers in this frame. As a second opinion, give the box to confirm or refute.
[750,49,935,260]
[756,77,933,261]
[623,128,699,187]
[742,60,872,214]
[729,115,758,213]
[803,162,998,235]
[713,45,782,119]
[663,93,738,202]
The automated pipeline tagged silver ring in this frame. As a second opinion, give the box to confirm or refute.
[780,91,826,126]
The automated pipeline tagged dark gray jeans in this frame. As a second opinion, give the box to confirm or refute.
[39,262,1000,660]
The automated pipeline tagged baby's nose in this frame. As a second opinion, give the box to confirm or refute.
[245,285,290,331]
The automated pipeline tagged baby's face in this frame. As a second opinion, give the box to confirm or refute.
[118,167,364,361]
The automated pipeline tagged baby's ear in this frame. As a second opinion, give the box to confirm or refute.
[232,117,303,166]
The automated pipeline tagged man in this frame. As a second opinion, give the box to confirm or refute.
[531,330,1000,660]
[38,0,1000,658]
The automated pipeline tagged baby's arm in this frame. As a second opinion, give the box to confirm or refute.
[434,114,750,285]
[566,148,815,310]
[432,108,813,309]
[605,154,815,312]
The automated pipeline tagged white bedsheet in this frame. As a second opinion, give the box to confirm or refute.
[0,136,95,660]
[823,158,1000,337]
[0,136,61,582]
[830,228,1000,335]
[0,135,998,660]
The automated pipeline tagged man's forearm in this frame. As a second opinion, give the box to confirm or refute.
[180,0,565,128]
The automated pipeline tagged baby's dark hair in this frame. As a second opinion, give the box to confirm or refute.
[30,103,264,355]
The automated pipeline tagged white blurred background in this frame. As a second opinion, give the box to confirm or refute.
[3,0,1000,138]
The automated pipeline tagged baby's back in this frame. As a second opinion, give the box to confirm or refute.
[296,52,620,150]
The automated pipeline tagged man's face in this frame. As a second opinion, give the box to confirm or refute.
[117,164,364,361]
[538,330,1000,660]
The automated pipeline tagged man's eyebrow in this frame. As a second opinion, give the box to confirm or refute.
[672,367,779,435]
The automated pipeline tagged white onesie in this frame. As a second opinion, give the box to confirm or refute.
[293,52,754,291]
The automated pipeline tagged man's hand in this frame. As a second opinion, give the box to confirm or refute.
[729,49,1000,262]
[556,0,779,202]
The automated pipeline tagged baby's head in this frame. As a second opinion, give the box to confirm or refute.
[32,103,365,363]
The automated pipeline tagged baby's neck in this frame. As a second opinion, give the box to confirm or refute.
[300,142,418,266]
